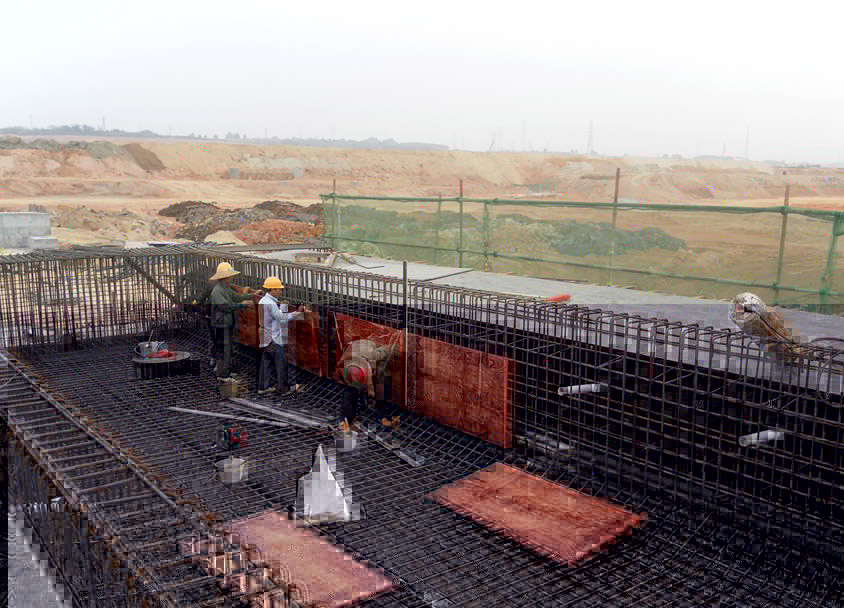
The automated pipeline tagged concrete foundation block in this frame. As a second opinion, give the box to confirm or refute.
[28,236,59,250]
[0,212,52,248]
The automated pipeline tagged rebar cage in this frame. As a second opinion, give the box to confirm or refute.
[2,245,843,608]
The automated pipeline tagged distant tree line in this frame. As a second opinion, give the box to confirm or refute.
[1,124,448,150]
[2,124,162,138]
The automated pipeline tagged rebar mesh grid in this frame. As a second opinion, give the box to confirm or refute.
[17,329,844,608]
[2,246,843,608]
[2,350,321,608]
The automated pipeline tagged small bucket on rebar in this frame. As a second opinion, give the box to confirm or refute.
[216,456,247,484]
[137,341,168,358]
[335,431,359,452]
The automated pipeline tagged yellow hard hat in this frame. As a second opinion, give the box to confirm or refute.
[263,276,284,290]
[210,262,240,281]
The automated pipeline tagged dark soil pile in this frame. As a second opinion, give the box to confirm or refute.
[254,200,324,224]
[160,199,325,241]
[158,201,221,224]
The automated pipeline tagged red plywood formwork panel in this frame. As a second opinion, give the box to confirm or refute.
[429,463,647,566]
[412,335,513,449]
[235,302,260,348]
[286,310,324,376]
[334,313,406,405]
[227,510,395,608]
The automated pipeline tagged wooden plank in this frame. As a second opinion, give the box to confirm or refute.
[429,463,647,566]
[286,310,324,376]
[236,303,260,348]
[412,335,513,448]
[227,510,395,608]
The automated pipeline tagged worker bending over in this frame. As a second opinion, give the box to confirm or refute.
[208,262,257,379]
[258,276,308,395]
[338,339,400,433]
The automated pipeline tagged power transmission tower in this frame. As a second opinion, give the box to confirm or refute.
[587,120,594,155]
[521,121,526,152]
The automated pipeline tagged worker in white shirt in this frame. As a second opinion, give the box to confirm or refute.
[258,277,308,395]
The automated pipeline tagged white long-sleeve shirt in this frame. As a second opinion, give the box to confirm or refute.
[259,294,304,347]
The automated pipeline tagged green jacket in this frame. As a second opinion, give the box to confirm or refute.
[210,283,251,328]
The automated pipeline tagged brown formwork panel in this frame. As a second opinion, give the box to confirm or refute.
[429,463,647,566]
[412,335,513,449]
[236,303,261,348]
[335,314,515,448]
[286,310,325,376]
[227,510,395,608]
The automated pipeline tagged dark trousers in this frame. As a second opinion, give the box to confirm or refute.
[260,342,290,391]
[206,318,215,359]
[342,386,365,423]
[212,326,232,378]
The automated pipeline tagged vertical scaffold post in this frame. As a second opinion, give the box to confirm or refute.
[820,211,843,311]
[331,178,338,252]
[773,184,791,306]
[435,194,443,265]
[483,200,491,271]
[608,168,621,286]
[458,180,465,268]
[402,260,409,407]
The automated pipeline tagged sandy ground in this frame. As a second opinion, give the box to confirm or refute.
[2,136,842,209]
[0,137,841,304]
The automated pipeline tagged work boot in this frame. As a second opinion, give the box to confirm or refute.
[282,384,302,396]
[257,386,277,395]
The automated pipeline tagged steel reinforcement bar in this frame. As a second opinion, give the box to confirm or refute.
[3,247,844,542]
[2,350,308,608]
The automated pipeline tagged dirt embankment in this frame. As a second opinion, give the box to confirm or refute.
[3,135,843,207]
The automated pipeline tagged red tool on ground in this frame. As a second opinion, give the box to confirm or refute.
[547,294,571,303]
[217,422,248,451]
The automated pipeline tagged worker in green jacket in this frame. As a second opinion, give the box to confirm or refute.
[208,262,256,379]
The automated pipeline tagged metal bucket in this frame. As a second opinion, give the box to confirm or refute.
[137,341,168,357]
[216,457,247,484]
[335,431,359,452]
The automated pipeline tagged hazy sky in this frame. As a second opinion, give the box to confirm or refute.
[3,0,842,163]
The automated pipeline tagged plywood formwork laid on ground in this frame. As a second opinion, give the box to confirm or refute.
[226,510,396,608]
[429,463,647,566]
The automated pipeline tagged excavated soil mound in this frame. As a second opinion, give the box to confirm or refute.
[176,208,274,241]
[123,143,166,171]
[234,219,323,244]
[254,200,324,224]
[165,199,325,241]
[158,200,221,223]
[50,205,175,241]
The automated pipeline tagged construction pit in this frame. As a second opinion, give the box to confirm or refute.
[2,244,844,608]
